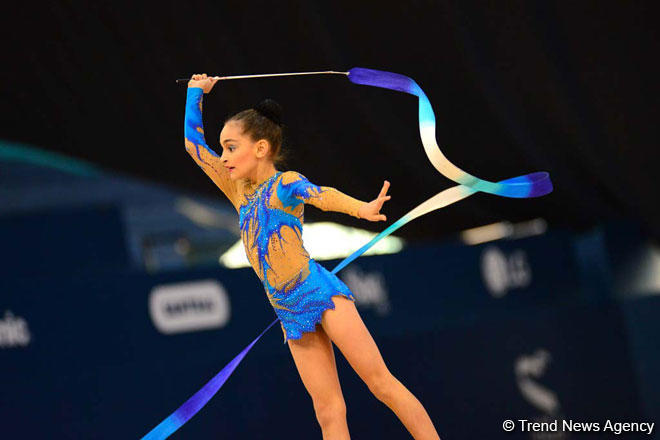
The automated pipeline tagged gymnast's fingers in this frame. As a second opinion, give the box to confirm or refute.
[378,180,390,198]
[188,74,203,87]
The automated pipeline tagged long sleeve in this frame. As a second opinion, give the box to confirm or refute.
[277,171,366,218]
[184,87,239,210]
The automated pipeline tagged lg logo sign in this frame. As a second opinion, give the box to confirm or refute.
[480,246,532,297]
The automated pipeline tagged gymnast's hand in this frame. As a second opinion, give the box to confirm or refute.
[358,180,391,221]
[188,73,218,94]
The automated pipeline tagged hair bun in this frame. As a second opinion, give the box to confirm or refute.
[254,99,283,126]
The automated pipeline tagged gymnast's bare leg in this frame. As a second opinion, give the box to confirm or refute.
[288,325,351,439]
[323,296,440,439]
[288,296,441,439]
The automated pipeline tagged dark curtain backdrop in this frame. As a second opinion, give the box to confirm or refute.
[1,0,657,241]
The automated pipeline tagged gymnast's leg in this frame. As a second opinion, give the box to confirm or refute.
[287,325,351,439]
[321,296,441,440]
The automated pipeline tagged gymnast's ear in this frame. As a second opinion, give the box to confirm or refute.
[255,139,271,158]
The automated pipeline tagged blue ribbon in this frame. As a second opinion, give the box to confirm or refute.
[141,67,552,439]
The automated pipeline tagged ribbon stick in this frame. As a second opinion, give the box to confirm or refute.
[175,71,348,83]
[142,67,553,439]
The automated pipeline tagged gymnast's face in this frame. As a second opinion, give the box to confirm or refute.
[219,120,270,181]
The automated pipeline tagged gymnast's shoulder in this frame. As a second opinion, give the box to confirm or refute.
[278,170,307,185]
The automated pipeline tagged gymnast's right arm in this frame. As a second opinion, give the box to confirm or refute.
[184,74,239,210]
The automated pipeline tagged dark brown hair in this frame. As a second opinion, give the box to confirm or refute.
[225,99,287,167]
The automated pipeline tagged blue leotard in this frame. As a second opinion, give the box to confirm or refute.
[184,87,366,342]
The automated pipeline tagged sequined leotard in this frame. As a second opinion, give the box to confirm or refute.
[184,87,366,342]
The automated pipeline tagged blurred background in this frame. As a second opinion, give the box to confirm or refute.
[1,1,658,438]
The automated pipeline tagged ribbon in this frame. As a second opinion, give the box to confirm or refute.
[141,67,552,439]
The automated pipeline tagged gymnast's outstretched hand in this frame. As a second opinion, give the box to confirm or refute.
[358,180,391,221]
[188,73,219,94]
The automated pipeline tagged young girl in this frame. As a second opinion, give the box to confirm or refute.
[184,73,441,440]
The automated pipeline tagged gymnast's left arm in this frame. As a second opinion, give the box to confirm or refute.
[278,171,391,221]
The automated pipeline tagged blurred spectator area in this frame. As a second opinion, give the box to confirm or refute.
[1,141,238,274]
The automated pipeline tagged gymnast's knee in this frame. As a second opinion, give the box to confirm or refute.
[366,370,398,402]
[312,396,347,427]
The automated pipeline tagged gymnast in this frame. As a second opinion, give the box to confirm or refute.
[184,73,441,439]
